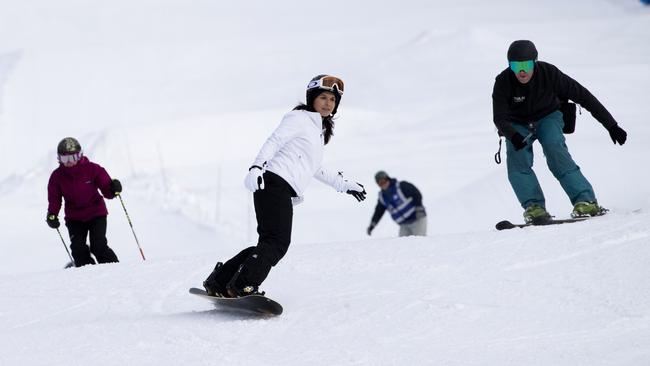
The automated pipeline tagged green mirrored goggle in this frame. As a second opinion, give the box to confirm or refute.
[509,60,535,73]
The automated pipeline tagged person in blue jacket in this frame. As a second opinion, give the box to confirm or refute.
[366,171,427,237]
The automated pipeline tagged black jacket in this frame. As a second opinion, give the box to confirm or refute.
[492,61,617,139]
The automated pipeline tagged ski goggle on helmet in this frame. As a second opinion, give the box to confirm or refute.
[58,152,82,164]
[509,60,535,74]
[57,137,82,164]
[307,75,345,95]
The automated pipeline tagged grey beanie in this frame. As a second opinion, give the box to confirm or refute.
[374,171,390,182]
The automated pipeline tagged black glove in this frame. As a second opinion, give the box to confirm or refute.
[510,132,528,151]
[46,213,60,229]
[366,222,376,236]
[607,124,627,145]
[346,183,366,202]
[110,179,122,195]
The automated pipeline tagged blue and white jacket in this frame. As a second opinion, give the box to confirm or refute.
[370,179,425,225]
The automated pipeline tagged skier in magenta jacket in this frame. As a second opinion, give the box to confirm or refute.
[47,137,121,267]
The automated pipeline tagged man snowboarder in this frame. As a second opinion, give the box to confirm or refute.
[47,137,121,267]
[492,40,627,223]
[366,171,427,237]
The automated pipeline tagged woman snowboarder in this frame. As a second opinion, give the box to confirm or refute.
[203,74,366,297]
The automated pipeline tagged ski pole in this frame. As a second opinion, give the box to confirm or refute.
[55,227,75,266]
[116,193,146,261]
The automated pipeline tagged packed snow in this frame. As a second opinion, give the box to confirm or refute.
[1,0,649,365]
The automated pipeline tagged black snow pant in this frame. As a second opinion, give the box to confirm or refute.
[218,172,295,290]
[66,216,119,267]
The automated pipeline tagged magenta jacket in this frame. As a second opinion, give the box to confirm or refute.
[47,156,116,222]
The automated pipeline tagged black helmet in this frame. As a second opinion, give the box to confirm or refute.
[306,74,344,115]
[507,40,538,61]
[57,137,81,155]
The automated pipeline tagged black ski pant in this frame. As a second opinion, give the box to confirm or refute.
[66,216,119,267]
[219,172,294,289]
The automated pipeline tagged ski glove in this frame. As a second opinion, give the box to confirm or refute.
[607,124,627,145]
[110,179,122,195]
[46,213,60,229]
[510,132,527,151]
[367,222,376,236]
[244,165,265,192]
[345,182,366,202]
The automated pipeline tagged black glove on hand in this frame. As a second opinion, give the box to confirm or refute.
[607,124,627,145]
[510,132,528,151]
[366,222,376,236]
[346,183,366,202]
[46,213,60,229]
[110,179,122,195]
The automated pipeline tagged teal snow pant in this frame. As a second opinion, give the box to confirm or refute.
[505,110,596,210]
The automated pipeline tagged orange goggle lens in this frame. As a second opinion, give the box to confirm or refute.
[307,76,344,95]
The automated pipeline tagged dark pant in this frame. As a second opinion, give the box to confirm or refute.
[218,172,295,289]
[66,216,119,267]
[506,110,596,209]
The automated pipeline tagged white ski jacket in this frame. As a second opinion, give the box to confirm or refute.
[251,109,353,197]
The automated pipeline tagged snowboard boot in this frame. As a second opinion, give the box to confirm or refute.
[226,263,265,298]
[226,283,264,298]
[523,204,552,224]
[203,262,229,297]
[571,201,607,218]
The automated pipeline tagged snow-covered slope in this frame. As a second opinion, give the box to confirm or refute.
[1,0,649,364]
[2,211,649,365]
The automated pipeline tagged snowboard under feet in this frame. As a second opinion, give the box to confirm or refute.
[189,287,283,316]
[496,217,589,230]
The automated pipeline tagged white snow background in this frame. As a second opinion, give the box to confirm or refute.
[1,0,649,365]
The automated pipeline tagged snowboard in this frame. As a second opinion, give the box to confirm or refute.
[496,217,588,230]
[189,287,283,316]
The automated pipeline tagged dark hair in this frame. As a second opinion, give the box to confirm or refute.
[293,103,335,145]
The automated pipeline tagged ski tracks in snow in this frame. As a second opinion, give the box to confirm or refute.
[503,214,650,272]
